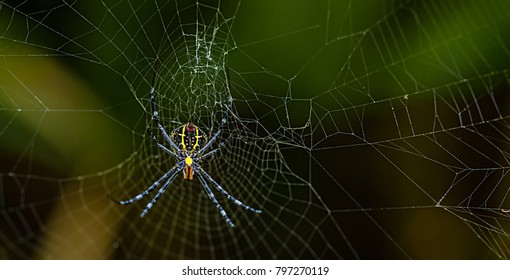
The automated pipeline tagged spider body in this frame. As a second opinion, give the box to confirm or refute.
[171,123,206,180]
[113,71,262,227]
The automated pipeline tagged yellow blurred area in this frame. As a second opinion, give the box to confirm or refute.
[0,51,130,259]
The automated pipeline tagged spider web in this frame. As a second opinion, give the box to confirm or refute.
[1,0,510,259]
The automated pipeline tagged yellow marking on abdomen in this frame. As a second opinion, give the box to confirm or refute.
[192,126,201,151]
[180,124,187,149]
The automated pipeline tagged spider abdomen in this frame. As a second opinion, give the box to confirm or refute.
[171,123,207,152]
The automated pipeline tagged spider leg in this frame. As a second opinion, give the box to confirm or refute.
[145,91,178,158]
[197,166,262,213]
[149,86,181,152]
[149,133,178,157]
[140,165,183,217]
[199,138,228,160]
[197,69,233,154]
[197,129,221,154]
[113,164,182,205]
[197,97,232,154]
[196,172,235,227]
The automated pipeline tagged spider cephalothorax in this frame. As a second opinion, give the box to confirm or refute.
[113,70,262,227]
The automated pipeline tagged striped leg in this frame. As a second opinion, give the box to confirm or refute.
[147,129,177,157]
[115,164,181,205]
[197,167,262,213]
[140,165,183,217]
[149,86,181,152]
[197,95,232,154]
[196,172,235,227]
[144,86,178,158]
[200,139,228,160]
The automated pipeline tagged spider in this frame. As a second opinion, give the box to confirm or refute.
[113,71,262,227]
